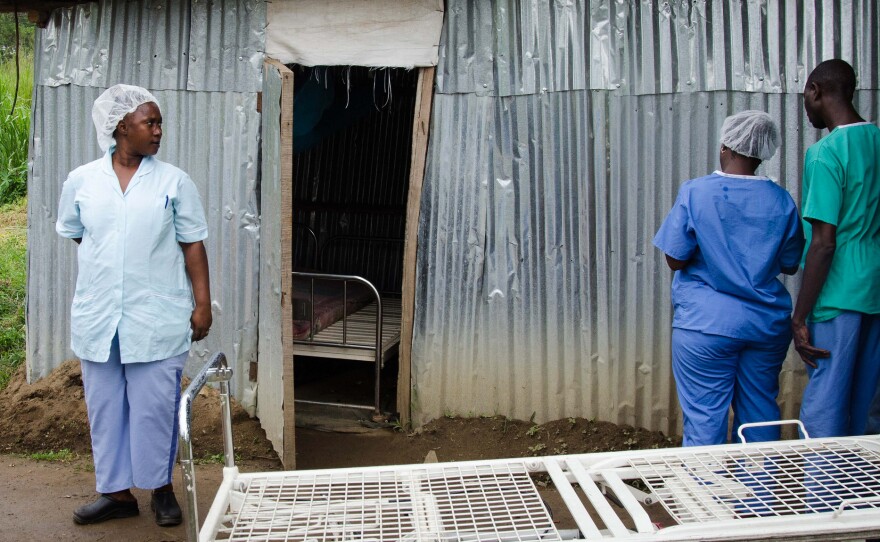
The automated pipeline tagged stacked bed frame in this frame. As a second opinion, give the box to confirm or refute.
[180,354,880,542]
[291,224,402,418]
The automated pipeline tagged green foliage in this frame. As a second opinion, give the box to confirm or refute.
[0,13,35,61]
[0,198,26,390]
[527,443,546,455]
[0,17,33,386]
[0,54,33,204]
[193,452,240,465]
[390,418,411,433]
[28,449,75,462]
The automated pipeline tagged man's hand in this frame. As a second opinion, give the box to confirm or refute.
[792,319,830,368]
[791,219,836,368]
[190,303,212,341]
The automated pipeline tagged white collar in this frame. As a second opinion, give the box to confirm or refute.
[835,121,872,129]
[714,170,769,181]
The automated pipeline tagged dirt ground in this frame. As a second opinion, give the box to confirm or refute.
[0,361,680,541]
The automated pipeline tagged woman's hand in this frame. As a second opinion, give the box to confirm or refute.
[190,303,212,341]
[180,240,212,342]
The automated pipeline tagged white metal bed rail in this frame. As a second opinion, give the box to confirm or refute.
[179,355,880,542]
[179,352,235,542]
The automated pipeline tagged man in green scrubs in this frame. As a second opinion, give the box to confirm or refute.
[793,59,880,437]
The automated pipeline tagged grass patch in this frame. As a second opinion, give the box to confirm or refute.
[27,449,75,462]
[0,197,26,390]
[193,452,240,465]
[0,55,33,204]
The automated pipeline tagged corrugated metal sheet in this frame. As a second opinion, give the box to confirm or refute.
[436,0,880,96]
[257,62,284,456]
[35,0,191,90]
[413,0,880,434]
[187,0,264,92]
[27,86,261,412]
[34,0,264,92]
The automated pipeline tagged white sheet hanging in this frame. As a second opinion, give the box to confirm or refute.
[266,0,444,68]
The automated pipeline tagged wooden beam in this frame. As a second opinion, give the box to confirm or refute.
[397,66,435,428]
[0,1,88,26]
[0,1,87,8]
[265,58,296,469]
[27,10,51,27]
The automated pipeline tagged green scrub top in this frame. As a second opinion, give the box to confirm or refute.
[802,122,880,322]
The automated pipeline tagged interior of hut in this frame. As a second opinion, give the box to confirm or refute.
[287,65,418,425]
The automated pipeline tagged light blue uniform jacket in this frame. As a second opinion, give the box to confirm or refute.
[56,149,208,363]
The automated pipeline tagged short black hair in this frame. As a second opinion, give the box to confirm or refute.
[807,59,857,99]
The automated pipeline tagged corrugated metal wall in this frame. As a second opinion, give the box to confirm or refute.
[412,0,880,433]
[26,0,264,413]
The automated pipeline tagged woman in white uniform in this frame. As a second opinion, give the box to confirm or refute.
[56,84,212,527]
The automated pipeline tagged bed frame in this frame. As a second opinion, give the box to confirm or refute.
[291,225,403,419]
[180,354,880,542]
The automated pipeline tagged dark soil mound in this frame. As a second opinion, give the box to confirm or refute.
[0,361,679,468]
[0,360,277,461]
[412,416,679,462]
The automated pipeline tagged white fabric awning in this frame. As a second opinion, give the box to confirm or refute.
[266,0,444,68]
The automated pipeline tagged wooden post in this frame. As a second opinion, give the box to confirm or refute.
[398,67,435,428]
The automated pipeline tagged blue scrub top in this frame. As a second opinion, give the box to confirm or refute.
[653,171,804,343]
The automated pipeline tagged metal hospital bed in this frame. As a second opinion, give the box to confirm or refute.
[179,354,880,542]
[291,225,403,419]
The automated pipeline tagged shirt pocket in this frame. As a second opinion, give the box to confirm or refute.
[153,194,176,243]
[149,288,194,339]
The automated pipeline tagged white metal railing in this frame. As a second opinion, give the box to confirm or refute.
[178,352,235,542]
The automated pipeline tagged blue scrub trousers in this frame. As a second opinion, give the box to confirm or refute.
[868,384,880,435]
[672,328,789,446]
[81,333,188,494]
[799,311,880,438]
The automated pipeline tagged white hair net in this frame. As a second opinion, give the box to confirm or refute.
[92,84,160,153]
[719,110,780,161]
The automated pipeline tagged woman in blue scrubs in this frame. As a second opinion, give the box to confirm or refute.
[57,85,212,526]
[653,111,804,446]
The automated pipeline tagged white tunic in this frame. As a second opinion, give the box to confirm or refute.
[56,149,208,363]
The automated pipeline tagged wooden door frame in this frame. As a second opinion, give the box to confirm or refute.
[398,66,435,427]
[266,61,432,444]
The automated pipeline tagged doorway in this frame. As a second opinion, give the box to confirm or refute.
[288,65,418,428]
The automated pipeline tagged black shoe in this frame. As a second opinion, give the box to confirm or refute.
[73,494,139,525]
[151,490,183,527]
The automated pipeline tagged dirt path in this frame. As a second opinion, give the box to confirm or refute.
[0,454,238,542]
